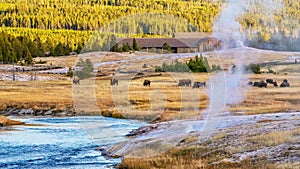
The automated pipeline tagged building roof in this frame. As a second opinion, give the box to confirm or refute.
[176,38,211,48]
[117,38,190,48]
[116,37,218,48]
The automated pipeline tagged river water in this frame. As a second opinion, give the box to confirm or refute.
[0,116,146,169]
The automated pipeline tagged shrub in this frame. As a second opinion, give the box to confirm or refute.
[74,58,93,79]
[246,64,261,74]
[267,68,275,74]
[155,55,211,73]
[66,67,73,77]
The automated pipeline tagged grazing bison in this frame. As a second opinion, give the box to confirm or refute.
[72,77,80,85]
[266,79,274,84]
[143,80,151,87]
[178,79,192,86]
[110,79,118,86]
[273,81,278,87]
[280,79,290,87]
[247,81,253,86]
[253,82,259,87]
[257,80,267,88]
[193,82,206,88]
[253,80,267,88]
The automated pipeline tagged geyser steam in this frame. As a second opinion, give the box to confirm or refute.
[200,0,284,132]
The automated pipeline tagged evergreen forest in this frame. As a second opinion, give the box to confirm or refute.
[0,0,299,63]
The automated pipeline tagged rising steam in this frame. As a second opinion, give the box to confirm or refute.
[207,0,284,117]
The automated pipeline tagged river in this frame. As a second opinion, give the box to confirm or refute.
[0,116,146,169]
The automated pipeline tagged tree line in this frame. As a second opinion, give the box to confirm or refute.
[0,29,88,64]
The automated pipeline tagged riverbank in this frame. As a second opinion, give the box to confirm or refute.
[1,71,300,122]
[103,111,300,168]
[1,49,300,122]
[0,116,24,126]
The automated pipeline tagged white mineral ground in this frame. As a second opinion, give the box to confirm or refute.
[103,111,300,163]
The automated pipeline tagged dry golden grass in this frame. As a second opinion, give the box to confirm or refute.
[0,71,299,120]
[94,72,209,121]
[275,162,300,169]
[118,145,290,169]
[228,73,300,115]
[247,128,300,147]
[119,154,207,169]
[1,49,300,120]
[0,80,74,111]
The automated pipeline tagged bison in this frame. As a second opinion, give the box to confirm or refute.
[273,81,278,87]
[193,82,206,88]
[110,79,118,86]
[247,81,253,86]
[178,79,191,87]
[253,82,259,87]
[72,77,80,85]
[143,80,151,87]
[266,79,274,84]
[280,79,290,87]
[257,80,267,88]
[252,80,267,88]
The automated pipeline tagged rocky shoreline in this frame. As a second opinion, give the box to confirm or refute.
[0,108,77,117]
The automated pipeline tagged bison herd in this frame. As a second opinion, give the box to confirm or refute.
[73,76,291,89]
[178,79,191,86]
[177,79,206,88]
[248,79,290,88]
[110,78,205,88]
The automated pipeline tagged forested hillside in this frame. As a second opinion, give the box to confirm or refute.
[0,0,299,63]
[0,0,221,32]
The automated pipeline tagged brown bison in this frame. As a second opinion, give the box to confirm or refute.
[178,79,192,87]
[266,79,274,84]
[110,79,118,86]
[258,81,267,88]
[280,79,290,87]
[253,82,259,87]
[193,82,206,88]
[247,81,253,86]
[143,80,151,87]
[72,77,80,85]
[253,80,267,88]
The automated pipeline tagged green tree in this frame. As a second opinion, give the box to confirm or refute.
[122,42,132,52]
[162,42,171,53]
[132,38,139,51]
[74,58,94,79]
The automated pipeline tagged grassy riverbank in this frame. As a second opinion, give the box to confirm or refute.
[0,72,299,120]
[1,49,300,120]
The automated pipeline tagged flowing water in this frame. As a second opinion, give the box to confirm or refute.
[0,116,146,169]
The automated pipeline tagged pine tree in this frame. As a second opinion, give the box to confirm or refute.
[132,38,138,51]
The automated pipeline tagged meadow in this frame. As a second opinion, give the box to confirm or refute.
[1,48,299,120]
